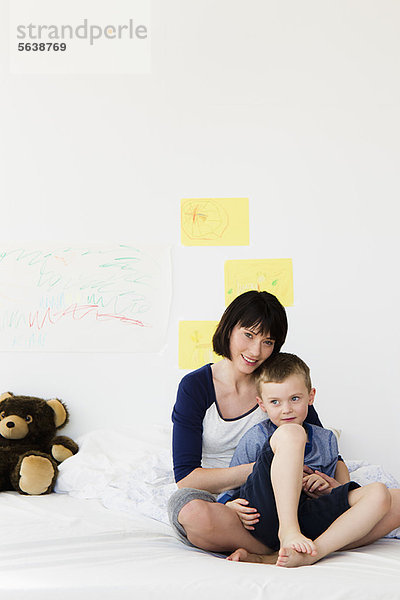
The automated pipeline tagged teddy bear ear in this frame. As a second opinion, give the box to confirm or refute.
[46,399,69,428]
[0,392,13,402]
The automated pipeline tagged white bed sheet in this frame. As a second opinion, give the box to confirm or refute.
[0,492,399,600]
[0,426,398,600]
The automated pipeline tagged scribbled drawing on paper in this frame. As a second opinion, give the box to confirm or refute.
[224,258,294,307]
[0,244,171,352]
[181,199,229,241]
[179,321,221,369]
[181,198,249,246]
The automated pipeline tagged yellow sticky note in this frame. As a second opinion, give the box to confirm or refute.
[181,198,249,246]
[179,321,221,370]
[225,259,294,307]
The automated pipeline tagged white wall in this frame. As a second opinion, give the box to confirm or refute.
[1,1,399,478]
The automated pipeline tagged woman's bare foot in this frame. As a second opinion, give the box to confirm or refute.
[227,548,278,564]
[279,530,317,555]
[276,546,319,568]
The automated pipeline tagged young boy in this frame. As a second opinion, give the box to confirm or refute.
[222,353,391,567]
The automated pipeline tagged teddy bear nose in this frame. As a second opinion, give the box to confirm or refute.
[6,421,15,429]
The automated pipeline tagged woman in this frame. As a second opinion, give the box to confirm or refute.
[168,291,400,554]
[169,291,326,553]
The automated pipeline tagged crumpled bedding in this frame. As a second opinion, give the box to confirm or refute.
[55,427,178,523]
[55,427,400,538]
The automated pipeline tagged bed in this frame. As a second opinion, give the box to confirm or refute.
[1,424,399,600]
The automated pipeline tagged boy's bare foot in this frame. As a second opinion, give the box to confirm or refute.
[227,548,278,564]
[276,546,318,568]
[279,530,317,555]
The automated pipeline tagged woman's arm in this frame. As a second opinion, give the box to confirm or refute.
[334,459,350,484]
[173,367,252,493]
[305,404,322,427]
[176,463,254,494]
[172,370,210,483]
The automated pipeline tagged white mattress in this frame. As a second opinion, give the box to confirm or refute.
[0,426,398,600]
[0,492,399,600]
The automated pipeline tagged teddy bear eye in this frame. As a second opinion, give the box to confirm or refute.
[0,412,5,420]
[25,415,33,424]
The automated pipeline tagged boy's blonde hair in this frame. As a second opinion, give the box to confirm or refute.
[255,353,312,394]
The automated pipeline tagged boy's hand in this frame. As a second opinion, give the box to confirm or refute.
[302,473,331,498]
[314,470,342,490]
[303,465,314,475]
[302,467,342,497]
[226,498,260,530]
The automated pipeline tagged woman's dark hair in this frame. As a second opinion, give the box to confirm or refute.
[212,290,288,360]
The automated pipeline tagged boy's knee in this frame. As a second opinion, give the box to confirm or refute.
[369,482,391,510]
[356,482,392,516]
[270,423,306,449]
[388,489,400,517]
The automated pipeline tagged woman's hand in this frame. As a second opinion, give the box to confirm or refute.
[226,498,260,530]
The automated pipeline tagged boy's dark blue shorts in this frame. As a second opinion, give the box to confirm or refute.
[235,440,360,551]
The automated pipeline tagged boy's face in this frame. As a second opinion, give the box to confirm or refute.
[257,374,315,427]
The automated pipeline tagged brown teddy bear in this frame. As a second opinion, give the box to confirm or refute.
[0,392,78,495]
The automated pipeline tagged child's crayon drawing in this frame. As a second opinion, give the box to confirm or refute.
[181,198,249,246]
[0,244,171,352]
[179,321,221,369]
[225,258,294,307]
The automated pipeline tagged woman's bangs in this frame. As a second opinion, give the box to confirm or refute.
[238,313,273,337]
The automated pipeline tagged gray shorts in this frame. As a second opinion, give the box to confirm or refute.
[167,488,217,547]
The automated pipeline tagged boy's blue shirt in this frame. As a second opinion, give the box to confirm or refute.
[218,419,339,503]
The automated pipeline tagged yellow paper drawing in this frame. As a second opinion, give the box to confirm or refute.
[225,259,294,307]
[181,198,249,246]
[179,321,221,369]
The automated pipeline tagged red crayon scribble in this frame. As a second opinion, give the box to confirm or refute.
[29,304,146,331]
[29,307,54,330]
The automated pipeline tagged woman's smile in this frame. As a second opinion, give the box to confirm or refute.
[241,354,259,365]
